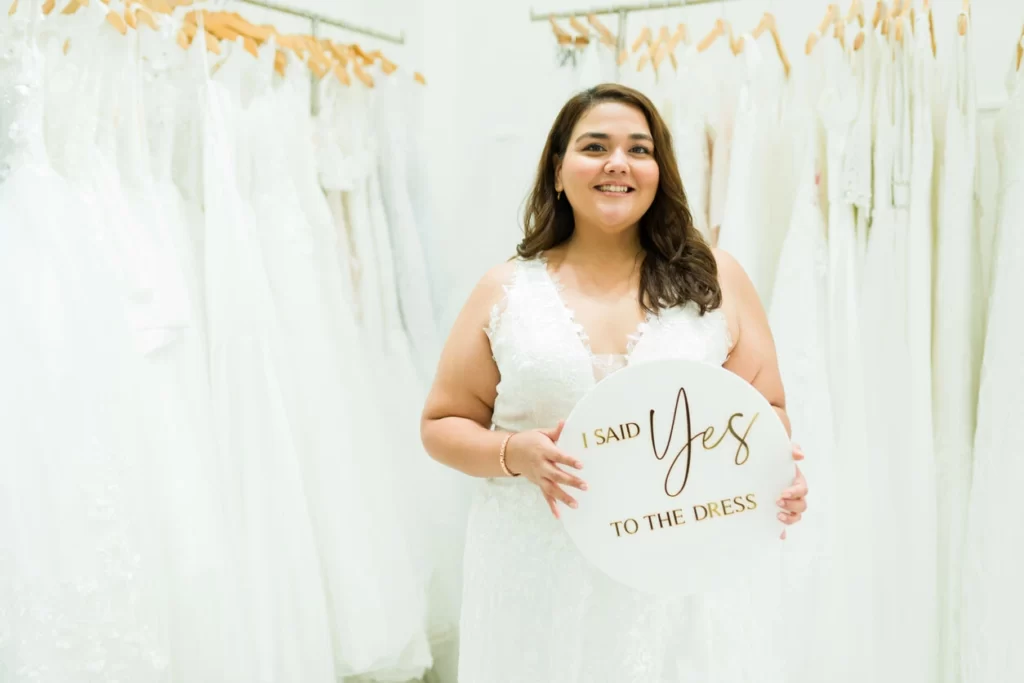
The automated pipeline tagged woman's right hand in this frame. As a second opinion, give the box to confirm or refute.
[505,421,587,519]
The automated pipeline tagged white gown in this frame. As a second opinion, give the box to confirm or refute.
[768,47,839,683]
[717,34,790,307]
[960,46,1024,683]
[0,6,170,681]
[819,34,874,683]
[199,38,337,683]
[460,257,785,683]
[668,44,712,242]
[932,19,985,683]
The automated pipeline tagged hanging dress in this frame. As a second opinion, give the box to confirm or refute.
[0,5,170,681]
[960,44,1024,683]
[932,18,986,683]
[767,45,840,683]
[819,33,875,683]
[199,37,336,683]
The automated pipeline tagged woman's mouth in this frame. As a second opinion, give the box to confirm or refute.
[594,184,635,195]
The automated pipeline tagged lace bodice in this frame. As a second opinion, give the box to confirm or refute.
[0,16,47,182]
[485,258,731,437]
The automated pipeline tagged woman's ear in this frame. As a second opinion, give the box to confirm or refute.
[553,157,563,193]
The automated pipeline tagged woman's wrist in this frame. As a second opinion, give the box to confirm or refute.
[499,431,520,477]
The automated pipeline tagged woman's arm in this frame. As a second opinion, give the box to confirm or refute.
[713,249,791,437]
[420,263,517,478]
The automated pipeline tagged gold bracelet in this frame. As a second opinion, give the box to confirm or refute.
[499,432,520,477]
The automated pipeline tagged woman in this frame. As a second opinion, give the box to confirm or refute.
[420,84,808,682]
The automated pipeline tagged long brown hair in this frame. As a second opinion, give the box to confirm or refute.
[517,83,722,315]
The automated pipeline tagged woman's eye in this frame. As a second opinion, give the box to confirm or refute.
[631,146,652,155]
[583,143,605,152]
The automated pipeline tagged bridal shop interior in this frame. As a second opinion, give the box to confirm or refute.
[2,0,1022,681]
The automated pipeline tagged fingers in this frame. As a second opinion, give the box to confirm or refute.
[542,478,578,510]
[547,448,584,471]
[777,496,807,515]
[791,442,805,461]
[777,510,803,525]
[782,467,808,500]
[545,494,560,520]
[542,420,566,442]
[545,463,588,491]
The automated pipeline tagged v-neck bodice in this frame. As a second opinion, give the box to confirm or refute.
[485,258,731,435]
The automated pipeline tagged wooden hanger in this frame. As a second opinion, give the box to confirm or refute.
[806,4,838,55]
[1016,24,1023,70]
[847,0,864,27]
[642,25,672,71]
[587,13,616,47]
[754,13,790,76]
[568,15,591,43]
[697,18,732,53]
[921,0,936,55]
[958,0,969,36]
[872,1,886,28]
[549,16,573,46]
[631,26,652,53]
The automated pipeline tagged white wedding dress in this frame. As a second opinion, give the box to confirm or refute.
[960,44,1024,683]
[933,19,985,683]
[460,257,785,683]
[0,5,171,681]
[767,46,839,683]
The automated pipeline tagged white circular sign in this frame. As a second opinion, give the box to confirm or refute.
[558,359,794,596]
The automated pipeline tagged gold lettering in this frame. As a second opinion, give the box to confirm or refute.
[623,518,639,535]
[708,501,723,518]
[693,504,709,521]
[581,432,588,449]
[625,422,641,439]
[672,508,686,525]
[610,520,624,536]
[727,413,758,465]
[721,498,735,516]
[606,425,621,443]
[745,493,758,510]
[594,428,606,446]
[732,495,747,512]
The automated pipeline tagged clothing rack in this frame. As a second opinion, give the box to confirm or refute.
[530,0,728,57]
[237,0,405,45]
[233,0,404,114]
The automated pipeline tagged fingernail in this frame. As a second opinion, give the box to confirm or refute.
[580,483,589,491]
[782,492,794,499]
[776,499,785,508]
[570,501,578,509]
[576,462,584,470]
[777,512,788,522]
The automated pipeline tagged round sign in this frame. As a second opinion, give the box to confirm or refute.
[558,359,794,597]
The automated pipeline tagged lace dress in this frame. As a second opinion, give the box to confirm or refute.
[460,257,786,683]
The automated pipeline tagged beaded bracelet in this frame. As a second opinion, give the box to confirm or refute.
[499,432,520,477]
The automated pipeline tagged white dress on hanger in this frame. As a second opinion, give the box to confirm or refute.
[459,258,785,683]
[961,47,1024,683]
[932,19,985,683]
[819,34,874,683]
[0,7,170,681]
[717,34,789,307]
[373,71,442,384]
[767,46,839,683]
[200,38,337,683]
[669,44,711,242]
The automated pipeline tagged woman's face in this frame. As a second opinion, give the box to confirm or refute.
[555,101,659,237]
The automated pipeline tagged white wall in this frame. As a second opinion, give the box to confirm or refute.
[414,0,1023,333]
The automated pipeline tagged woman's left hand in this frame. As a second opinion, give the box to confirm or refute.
[778,443,808,540]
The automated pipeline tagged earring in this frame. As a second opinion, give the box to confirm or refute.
[556,190,562,201]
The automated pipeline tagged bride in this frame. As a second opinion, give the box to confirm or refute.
[420,83,808,682]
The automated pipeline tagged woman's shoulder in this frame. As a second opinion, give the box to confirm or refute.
[708,247,749,346]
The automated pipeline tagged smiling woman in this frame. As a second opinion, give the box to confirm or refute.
[518,83,721,317]
[419,82,808,683]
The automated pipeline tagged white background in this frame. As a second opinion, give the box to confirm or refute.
[227,0,1023,334]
